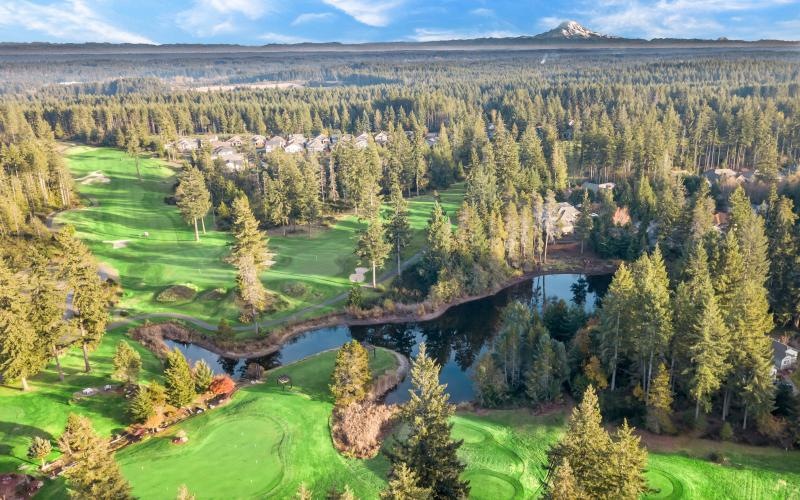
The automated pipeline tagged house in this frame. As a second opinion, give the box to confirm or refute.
[200,135,219,146]
[306,138,327,153]
[598,182,615,191]
[288,133,306,145]
[174,138,199,153]
[222,154,246,172]
[264,136,286,153]
[425,132,440,147]
[212,146,237,158]
[556,202,580,234]
[713,212,730,230]
[225,135,244,147]
[702,168,738,185]
[374,131,389,145]
[284,142,305,154]
[313,133,330,145]
[773,340,798,376]
[251,135,266,148]
[354,132,370,149]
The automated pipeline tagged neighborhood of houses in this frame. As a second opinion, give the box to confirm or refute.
[168,130,440,173]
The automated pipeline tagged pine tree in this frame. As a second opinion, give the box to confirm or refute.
[128,384,156,423]
[230,196,270,320]
[424,201,453,278]
[59,414,132,499]
[381,463,432,500]
[598,263,635,390]
[175,166,211,241]
[525,333,568,405]
[765,195,798,325]
[164,348,196,408]
[125,130,142,182]
[391,344,469,499]
[27,436,52,469]
[387,182,411,277]
[0,260,38,391]
[646,363,673,434]
[28,267,69,382]
[112,340,141,385]
[330,340,371,408]
[356,214,391,288]
[575,190,593,254]
[193,359,214,393]
[549,141,568,192]
[547,459,585,500]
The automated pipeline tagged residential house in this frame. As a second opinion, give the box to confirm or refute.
[702,168,738,185]
[598,182,615,191]
[306,138,327,153]
[425,132,440,147]
[556,202,580,234]
[222,154,246,172]
[374,131,389,145]
[173,138,199,153]
[200,135,219,147]
[212,146,237,158]
[225,135,244,148]
[772,340,798,377]
[264,136,287,153]
[612,207,632,226]
[251,135,266,148]
[284,142,305,154]
[288,133,306,145]
[355,132,370,149]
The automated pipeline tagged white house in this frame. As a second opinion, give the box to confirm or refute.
[425,132,440,147]
[225,135,244,147]
[222,154,246,172]
[374,131,389,145]
[212,146,237,158]
[306,138,327,153]
[556,202,580,234]
[288,133,306,145]
[174,138,199,153]
[354,132,370,149]
[264,136,286,153]
[284,142,305,154]
[773,340,798,376]
[251,135,266,148]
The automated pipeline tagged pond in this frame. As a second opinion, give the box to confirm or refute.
[165,273,612,403]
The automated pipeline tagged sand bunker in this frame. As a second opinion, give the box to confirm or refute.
[349,267,369,283]
[76,171,111,185]
[103,239,130,249]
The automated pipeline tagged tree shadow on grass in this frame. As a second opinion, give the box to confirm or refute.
[0,421,54,461]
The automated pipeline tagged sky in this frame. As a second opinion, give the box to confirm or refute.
[0,0,798,45]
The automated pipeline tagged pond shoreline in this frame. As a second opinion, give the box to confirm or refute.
[143,259,618,360]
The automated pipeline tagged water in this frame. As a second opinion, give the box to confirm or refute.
[166,273,611,403]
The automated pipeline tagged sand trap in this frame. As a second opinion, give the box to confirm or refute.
[349,266,369,283]
[103,239,130,249]
[76,170,111,185]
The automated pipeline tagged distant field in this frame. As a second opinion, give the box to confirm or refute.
[56,146,464,327]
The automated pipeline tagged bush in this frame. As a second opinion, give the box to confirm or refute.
[331,402,399,458]
[209,375,236,396]
[282,282,309,297]
[156,284,198,303]
[720,422,734,441]
[347,284,364,309]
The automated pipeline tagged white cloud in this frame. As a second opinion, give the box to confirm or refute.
[291,12,334,26]
[321,0,404,27]
[178,0,274,36]
[0,0,155,43]
[469,8,494,17]
[410,28,520,42]
[584,0,800,39]
[258,32,311,44]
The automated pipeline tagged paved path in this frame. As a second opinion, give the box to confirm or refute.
[108,250,425,333]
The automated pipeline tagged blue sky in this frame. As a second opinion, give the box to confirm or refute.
[0,0,798,44]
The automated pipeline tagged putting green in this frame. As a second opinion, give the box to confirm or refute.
[645,468,684,499]
[464,469,524,500]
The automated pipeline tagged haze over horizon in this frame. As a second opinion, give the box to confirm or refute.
[0,0,798,46]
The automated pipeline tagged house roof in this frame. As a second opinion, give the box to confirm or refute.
[773,339,798,369]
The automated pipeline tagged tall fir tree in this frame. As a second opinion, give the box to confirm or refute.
[386,182,411,277]
[175,166,211,241]
[0,260,38,391]
[356,214,391,288]
[330,340,372,408]
[381,463,432,500]
[164,348,196,408]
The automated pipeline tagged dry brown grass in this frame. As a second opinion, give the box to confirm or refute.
[330,402,399,459]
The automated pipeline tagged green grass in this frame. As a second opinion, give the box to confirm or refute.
[0,327,162,474]
[57,145,464,327]
[116,348,399,499]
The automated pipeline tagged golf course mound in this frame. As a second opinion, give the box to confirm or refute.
[463,469,524,499]
[198,288,227,301]
[645,468,684,499]
[452,422,490,444]
[156,284,198,303]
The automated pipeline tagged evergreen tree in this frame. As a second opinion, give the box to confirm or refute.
[112,340,141,385]
[646,363,674,434]
[175,166,211,241]
[230,196,270,320]
[765,195,798,325]
[391,344,469,499]
[164,348,196,408]
[525,333,568,405]
[381,463,432,500]
[549,141,568,192]
[0,260,38,391]
[59,414,132,499]
[356,214,391,288]
[547,459,585,500]
[330,340,372,408]
[128,384,156,423]
[575,190,593,254]
[193,359,214,393]
[386,182,411,277]
[27,436,52,469]
[28,267,69,382]
[125,130,142,182]
[597,263,635,390]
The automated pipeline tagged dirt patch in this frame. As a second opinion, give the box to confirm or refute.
[103,239,130,249]
[0,473,43,499]
[76,170,111,185]
[156,285,198,303]
[98,263,120,283]
[349,266,368,283]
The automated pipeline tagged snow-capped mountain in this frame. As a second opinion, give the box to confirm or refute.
[533,21,616,40]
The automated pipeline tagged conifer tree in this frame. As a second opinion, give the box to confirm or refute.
[330,340,371,407]
[598,263,635,390]
[59,414,132,499]
[112,341,141,385]
[164,348,196,408]
[381,463,432,500]
[391,344,469,499]
[128,384,156,423]
[765,195,798,325]
[646,363,674,434]
[193,359,214,393]
[575,190,593,254]
[525,333,568,405]
[28,267,69,382]
[386,182,411,277]
[356,214,391,288]
[27,436,52,469]
[230,195,270,320]
[0,260,38,391]
[126,130,142,182]
[175,166,211,241]
[547,459,585,500]
[549,141,568,192]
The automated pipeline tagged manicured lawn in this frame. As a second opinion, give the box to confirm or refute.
[57,145,464,327]
[117,348,399,499]
[0,328,162,474]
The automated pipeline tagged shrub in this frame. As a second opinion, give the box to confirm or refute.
[347,284,364,309]
[209,375,236,396]
[720,422,734,441]
[156,284,198,303]
[331,402,399,458]
[282,282,309,297]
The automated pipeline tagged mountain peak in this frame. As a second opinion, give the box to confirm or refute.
[534,21,615,40]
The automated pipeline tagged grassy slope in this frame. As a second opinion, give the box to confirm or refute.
[117,349,398,499]
[0,328,162,474]
[58,146,464,326]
